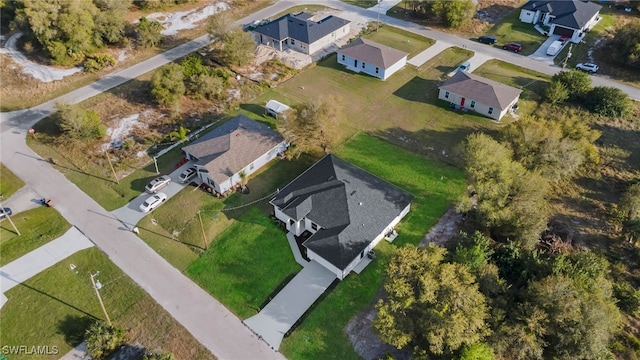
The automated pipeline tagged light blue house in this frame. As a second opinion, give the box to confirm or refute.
[337,38,408,80]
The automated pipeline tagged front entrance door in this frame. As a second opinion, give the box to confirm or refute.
[461,97,466,107]
[354,59,358,68]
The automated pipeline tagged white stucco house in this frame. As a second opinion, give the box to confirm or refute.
[270,155,413,280]
[182,115,287,195]
[519,0,602,43]
[337,38,409,80]
[252,12,350,55]
[438,71,522,121]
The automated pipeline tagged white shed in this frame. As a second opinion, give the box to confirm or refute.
[265,100,291,118]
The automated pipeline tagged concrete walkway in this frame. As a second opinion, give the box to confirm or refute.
[244,260,336,350]
[446,52,495,77]
[0,186,42,214]
[408,40,453,67]
[0,226,94,307]
[59,341,89,360]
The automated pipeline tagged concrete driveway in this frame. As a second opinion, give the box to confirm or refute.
[528,34,563,63]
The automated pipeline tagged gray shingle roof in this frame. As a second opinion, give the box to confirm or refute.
[182,115,284,184]
[271,155,413,270]
[253,12,350,44]
[338,38,408,68]
[439,71,522,110]
[522,0,601,29]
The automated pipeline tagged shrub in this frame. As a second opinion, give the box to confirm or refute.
[552,70,591,101]
[56,102,107,141]
[84,54,116,72]
[85,321,125,359]
[543,81,569,104]
[614,281,640,314]
[586,86,632,117]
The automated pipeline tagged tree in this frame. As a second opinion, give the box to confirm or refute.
[168,126,189,142]
[375,245,490,356]
[151,63,185,108]
[458,133,548,247]
[432,0,476,28]
[585,86,632,117]
[551,70,591,101]
[277,96,344,158]
[56,102,106,141]
[137,16,163,48]
[85,320,125,359]
[457,342,495,360]
[543,81,569,104]
[609,20,640,67]
[189,73,223,100]
[452,231,493,274]
[620,183,640,220]
[207,12,234,41]
[207,13,255,67]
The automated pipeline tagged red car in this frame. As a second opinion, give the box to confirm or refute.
[503,43,522,53]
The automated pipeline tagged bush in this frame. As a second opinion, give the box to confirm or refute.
[84,54,116,73]
[552,70,591,101]
[585,86,632,117]
[56,102,106,141]
[543,81,569,104]
[85,321,125,359]
[614,281,640,314]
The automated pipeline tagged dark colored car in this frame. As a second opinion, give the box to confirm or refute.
[0,207,12,219]
[478,35,497,44]
[503,43,522,53]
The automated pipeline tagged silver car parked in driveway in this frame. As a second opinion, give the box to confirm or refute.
[145,175,171,193]
[140,193,167,212]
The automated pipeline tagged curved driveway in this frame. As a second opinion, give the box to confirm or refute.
[0,1,637,359]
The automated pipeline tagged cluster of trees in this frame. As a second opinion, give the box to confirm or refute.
[133,0,196,10]
[375,234,624,359]
[207,13,257,67]
[150,54,232,110]
[85,320,175,360]
[457,110,600,248]
[544,70,632,117]
[55,102,106,142]
[402,0,476,28]
[276,96,345,158]
[609,20,640,68]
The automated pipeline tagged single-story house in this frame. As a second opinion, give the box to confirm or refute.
[270,154,413,280]
[182,115,287,194]
[337,38,409,80]
[252,12,351,55]
[438,71,522,121]
[519,0,601,43]
[265,99,290,118]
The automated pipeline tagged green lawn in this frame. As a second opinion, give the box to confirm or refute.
[279,133,466,359]
[270,5,333,20]
[0,247,214,360]
[363,25,435,58]
[341,0,377,8]
[0,163,25,200]
[187,208,302,319]
[0,207,71,266]
[486,7,547,56]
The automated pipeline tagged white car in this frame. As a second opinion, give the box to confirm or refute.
[139,193,167,212]
[179,167,197,183]
[576,63,599,73]
[145,175,171,193]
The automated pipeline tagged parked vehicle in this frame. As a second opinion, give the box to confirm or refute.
[139,193,167,212]
[478,35,497,44]
[457,61,471,73]
[179,167,197,183]
[503,43,522,53]
[559,36,569,44]
[0,207,12,219]
[576,63,599,73]
[145,175,171,193]
[546,40,563,56]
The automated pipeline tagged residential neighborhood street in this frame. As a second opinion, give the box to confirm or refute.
[0,1,638,359]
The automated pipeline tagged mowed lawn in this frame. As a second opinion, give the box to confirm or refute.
[0,207,71,266]
[486,6,546,56]
[279,133,466,359]
[0,163,25,199]
[187,208,302,319]
[364,25,436,58]
[0,247,214,360]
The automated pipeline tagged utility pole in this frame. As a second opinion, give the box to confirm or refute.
[153,156,159,175]
[0,203,20,235]
[90,272,111,326]
[562,43,573,71]
[198,211,207,250]
[105,152,119,184]
[377,0,382,31]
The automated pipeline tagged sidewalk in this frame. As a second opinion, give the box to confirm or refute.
[0,226,94,307]
[408,40,453,67]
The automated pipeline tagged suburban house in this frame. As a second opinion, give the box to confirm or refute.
[270,155,413,280]
[337,38,409,80]
[252,12,351,55]
[438,71,522,121]
[182,115,287,194]
[519,0,602,43]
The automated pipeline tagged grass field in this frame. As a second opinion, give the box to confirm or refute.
[0,207,71,266]
[0,247,214,360]
[486,7,546,56]
[0,163,25,200]
[364,25,436,58]
[341,0,377,8]
[279,133,466,359]
[270,5,332,20]
[187,208,302,319]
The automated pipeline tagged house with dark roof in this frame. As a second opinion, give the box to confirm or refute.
[337,38,409,80]
[252,12,350,55]
[519,0,601,43]
[182,115,287,194]
[270,155,413,280]
[438,71,522,121]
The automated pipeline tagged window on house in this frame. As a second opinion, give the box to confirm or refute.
[311,222,318,231]
[249,163,254,170]
[342,54,345,61]
[375,67,379,74]
[445,91,449,99]
[488,107,494,115]
[470,100,476,108]
[362,62,365,69]
[291,39,295,45]
[289,219,294,225]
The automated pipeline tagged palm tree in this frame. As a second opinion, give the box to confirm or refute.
[168,126,190,142]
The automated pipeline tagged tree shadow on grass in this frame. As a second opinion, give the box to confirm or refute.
[57,314,94,346]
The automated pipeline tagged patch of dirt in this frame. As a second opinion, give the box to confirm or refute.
[345,208,464,359]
